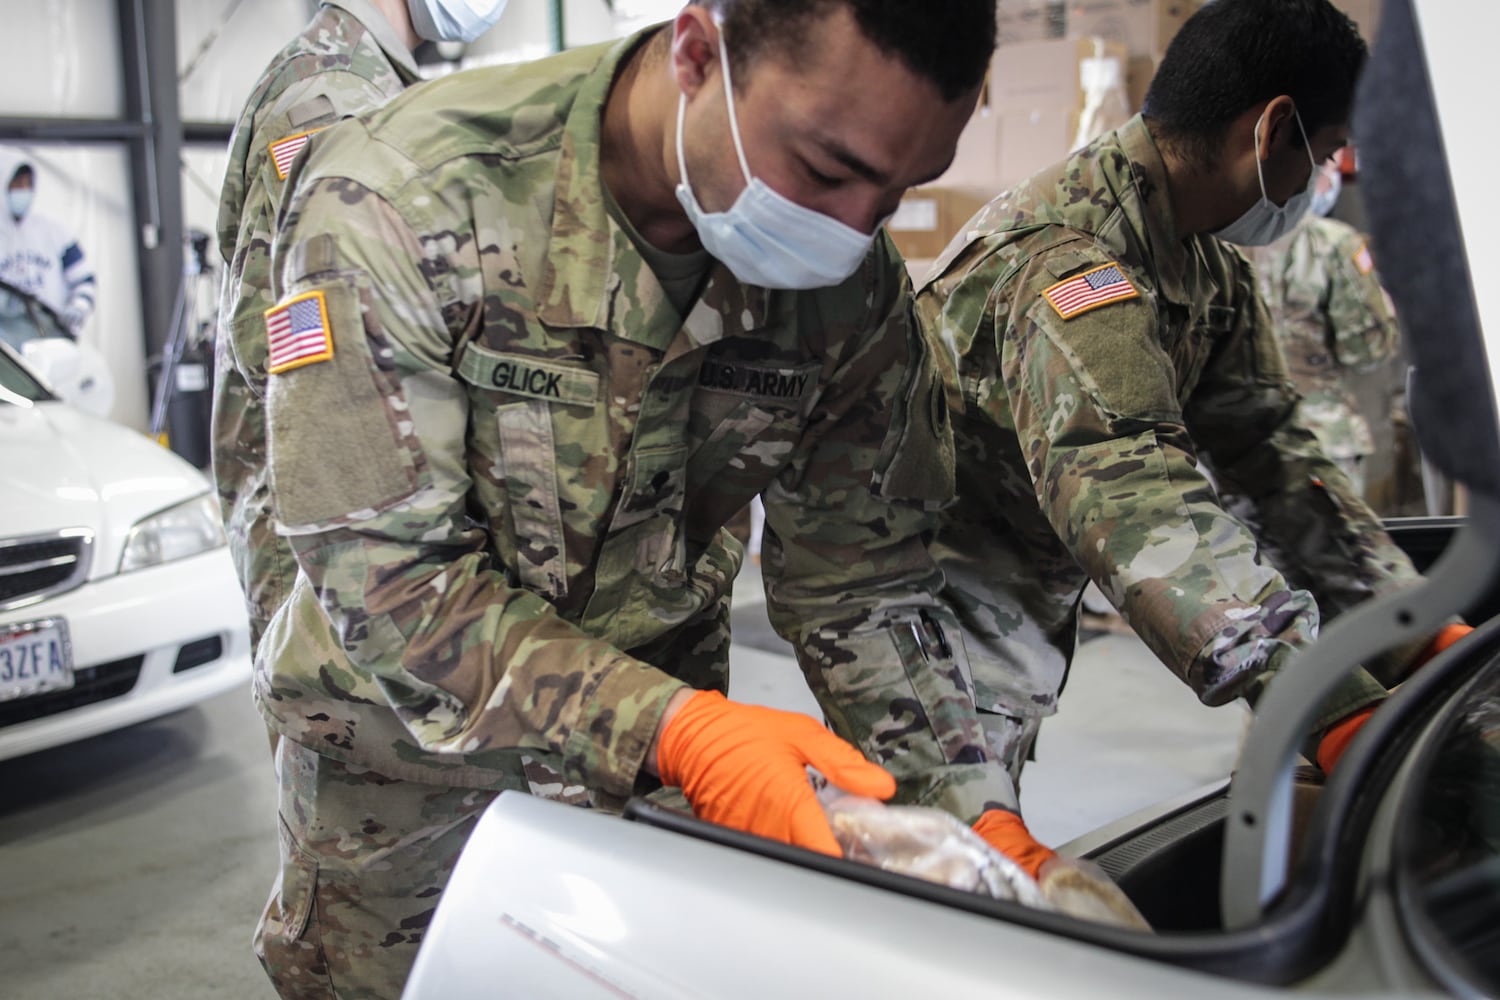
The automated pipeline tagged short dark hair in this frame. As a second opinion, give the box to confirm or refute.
[701,0,995,103]
[1144,0,1366,165]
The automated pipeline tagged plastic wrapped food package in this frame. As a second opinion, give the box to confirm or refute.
[821,791,1151,931]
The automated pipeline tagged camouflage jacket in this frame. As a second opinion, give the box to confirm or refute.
[211,0,419,653]
[258,31,1011,820]
[1247,216,1399,460]
[916,116,1421,750]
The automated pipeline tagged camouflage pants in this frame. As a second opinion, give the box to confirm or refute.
[255,739,499,1000]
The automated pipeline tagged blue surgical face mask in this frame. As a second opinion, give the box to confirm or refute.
[674,30,876,290]
[1213,107,1318,247]
[7,188,32,220]
[406,0,508,44]
[1309,165,1342,218]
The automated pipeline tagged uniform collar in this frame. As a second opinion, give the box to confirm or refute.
[323,0,421,83]
[1110,115,1207,308]
[536,27,771,351]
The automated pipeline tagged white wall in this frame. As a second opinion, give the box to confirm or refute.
[0,0,125,118]
[178,0,314,122]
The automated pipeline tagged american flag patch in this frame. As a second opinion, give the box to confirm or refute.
[269,128,322,180]
[265,291,334,374]
[1042,263,1140,320]
[1353,241,1374,275]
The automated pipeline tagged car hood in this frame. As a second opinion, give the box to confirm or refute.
[0,400,211,575]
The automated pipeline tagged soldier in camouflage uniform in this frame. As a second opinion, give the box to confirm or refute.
[212,0,424,663]
[916,0,1458,816]
[251,3,1004,996]
[1247,160,1400,497]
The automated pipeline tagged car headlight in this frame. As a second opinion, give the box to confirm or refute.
[119,494,226,573]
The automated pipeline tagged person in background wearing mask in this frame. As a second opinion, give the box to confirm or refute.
[913,0,1470,868]
[254,2,998,996]
[0,148,96,350]
[1246,158,1400,497]
[213,0,507,673]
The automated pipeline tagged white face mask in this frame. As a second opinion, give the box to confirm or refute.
[1213,106,1318,247]
[674,29,876,290]
[406,0,508,44]
[7,188,32,220]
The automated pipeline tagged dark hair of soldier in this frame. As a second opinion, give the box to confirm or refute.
[1142,0,1366,169]
[694,0,997,103]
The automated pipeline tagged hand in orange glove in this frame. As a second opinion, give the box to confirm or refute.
[971,809,1056,880]
[1317,623,1474,772]
[654,690,896,856]
[1418,623,1473,666]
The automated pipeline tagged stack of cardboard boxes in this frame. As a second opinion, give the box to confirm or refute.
[893,0,1188,273]
[890,0,1380,274]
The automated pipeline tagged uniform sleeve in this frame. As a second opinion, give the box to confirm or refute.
[220,68,394,392]
[1000,242,1385,730]
[1325,230,1399,371]
[59,239,94,327]
[213,67,410,635]
[763,248,1019,822]
[264,171,685,799]
[1187,256,1426,682]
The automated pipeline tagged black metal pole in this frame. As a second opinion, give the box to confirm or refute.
[117,0,184,366]
[0,118,149,143]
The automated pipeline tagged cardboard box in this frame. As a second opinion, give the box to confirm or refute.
[887,187,989,262]
[1126,53,1160,112]
[934,105,1003,201]
[1330,0,1380,41]
[998,0,1064,46]
[990,36,1130,114]
[996,108,1079,189]
[1065,0,1194,57]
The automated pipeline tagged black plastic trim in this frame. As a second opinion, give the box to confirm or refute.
[171,635,222,674]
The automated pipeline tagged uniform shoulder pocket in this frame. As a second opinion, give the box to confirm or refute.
[266,278,427,528]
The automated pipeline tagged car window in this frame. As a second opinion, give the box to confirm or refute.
[0,283,69,354]
[1398,662,1500,995]
[0,343,53,403]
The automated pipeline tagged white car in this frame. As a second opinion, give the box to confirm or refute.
[0,339,250,761]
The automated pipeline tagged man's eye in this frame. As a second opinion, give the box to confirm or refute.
[806,164,842,187]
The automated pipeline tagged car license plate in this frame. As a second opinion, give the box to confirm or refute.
[0,618,74,702]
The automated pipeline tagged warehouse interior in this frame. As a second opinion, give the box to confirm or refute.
[3,1,1492,998]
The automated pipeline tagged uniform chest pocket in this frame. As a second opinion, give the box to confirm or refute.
[457,344,602,601]
[616,445,689,533]
[689,359,821,488]
[1169,304,1234,403]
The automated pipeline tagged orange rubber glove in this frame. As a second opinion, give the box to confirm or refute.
[656,690,897,856]
[1317,623,1474,772]
[1417,623,1473,666]
[1316,704,1377,773]
[971,809,1057,880]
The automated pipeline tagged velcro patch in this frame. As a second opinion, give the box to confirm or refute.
[265,291,334,374]
[1353,241,1374,275]
[269,128,323,180]
[697,359,820,403]
[1042,263,1140,320]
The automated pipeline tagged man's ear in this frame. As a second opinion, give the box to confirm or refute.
[671,6,723,100]
[1259,94,1299,154]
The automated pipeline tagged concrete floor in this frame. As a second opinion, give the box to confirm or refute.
[0,562,1244,999]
